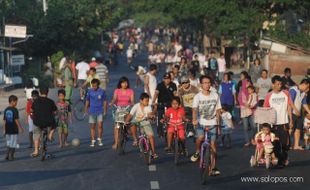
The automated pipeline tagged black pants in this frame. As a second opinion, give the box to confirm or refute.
[157,105,166,137]
[272,124,290,165]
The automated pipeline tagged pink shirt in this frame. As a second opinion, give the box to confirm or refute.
[115,88,134,106]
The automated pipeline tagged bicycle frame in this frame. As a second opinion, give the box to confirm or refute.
[200,129,211,168]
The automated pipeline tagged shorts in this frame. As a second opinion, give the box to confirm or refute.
[167,125,185,140]
[77,79,86,88]
[6,134,18,148]
[89,113,104,124]
[58,123,68,134]
[33,126,43,140]
[292,114,303,130]
[139,123,154,137]
[195,125,217,142]
[28,115,34,132]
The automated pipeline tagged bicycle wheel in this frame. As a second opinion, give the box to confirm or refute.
[174,138,179,165]
[200,147,210,185]
[117,124,125,155]
[139,138,151,165]
[40,130,47,161]
[73,100,86,121]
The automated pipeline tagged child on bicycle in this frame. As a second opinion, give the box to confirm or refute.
[254,123,278,164]
[126,93,158,159]
[162,96,188,154]
[56,89,72,148]
[220,105,234,148]
[4,95,24,161]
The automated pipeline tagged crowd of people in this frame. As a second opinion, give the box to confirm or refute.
[2,28,309,177]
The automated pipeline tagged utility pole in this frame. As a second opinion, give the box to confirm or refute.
[43,0,48,15]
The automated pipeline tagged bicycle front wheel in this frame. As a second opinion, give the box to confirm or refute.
[139,138,151,165]
[40,130,47,161]
[200,147,210,185]
[117,124,126,155]
[73,100,86,121]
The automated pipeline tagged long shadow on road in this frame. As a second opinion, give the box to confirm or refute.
[0,168,99,187]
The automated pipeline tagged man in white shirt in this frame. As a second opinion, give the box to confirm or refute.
[191,75,221,176]
[144,64,158,105]
[75,59,90,87]
[264,75,293,167]
[217,53,226,81]
[256,69,272,106]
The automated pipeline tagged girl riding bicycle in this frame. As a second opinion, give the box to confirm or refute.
[162,97,188,154]
[110,77,134,149]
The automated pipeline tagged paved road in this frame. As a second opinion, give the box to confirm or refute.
[0,51,309,190]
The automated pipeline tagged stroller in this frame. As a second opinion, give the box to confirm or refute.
[250,107,278,169]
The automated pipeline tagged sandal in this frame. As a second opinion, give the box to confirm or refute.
[31,153,39,158]
[152,153,159,159]
[244,143,251,147]
[132,140,138,147]
[293,146,304,150]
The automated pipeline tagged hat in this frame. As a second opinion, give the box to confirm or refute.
[91,57,96,61]
[180,76,190,83]
[163,73,171,79]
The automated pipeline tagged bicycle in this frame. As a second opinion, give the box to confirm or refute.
[199,126,215,185]
[135,119,153,165]
[165,121,188,165]
[73,89,87,121]
[40,127,54,161]
[113,105,131,155]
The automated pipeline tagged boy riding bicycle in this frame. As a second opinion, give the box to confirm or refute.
[191,75,222,176]
[126,93,158,159]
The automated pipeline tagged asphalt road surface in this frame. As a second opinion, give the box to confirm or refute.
[0,51,309,190]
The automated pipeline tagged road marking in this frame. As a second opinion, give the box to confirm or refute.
[149,164,157,171]
[150,181,160,189]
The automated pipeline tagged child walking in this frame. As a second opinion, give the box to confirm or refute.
[220,105,234,148]
[25,90,39,148]
[4,95,24,161]
[56,89,72,148]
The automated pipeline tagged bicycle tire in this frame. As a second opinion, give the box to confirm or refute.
[174,138,179,165]
[117,124,125,155]
[40,130,47,161]
[139,138,151,165]
[73,100,86,121]
[200,147,210,185]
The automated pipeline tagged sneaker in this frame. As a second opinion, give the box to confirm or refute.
[190,152,200,162]
[90,140,96,147]
[211,168,221,176]
[187,131,194,138]
[97,138,103,146]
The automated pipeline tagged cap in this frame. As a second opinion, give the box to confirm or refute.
[91,57,96,61]
[163,73,171,79]
[180,76,190,83]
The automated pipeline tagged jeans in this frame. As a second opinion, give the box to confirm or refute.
[242,115,256,143]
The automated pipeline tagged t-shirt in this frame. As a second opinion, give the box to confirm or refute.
[86,88,106,115]
[178,85,199,108]
[32,97,57,128]
[217,58,226,72]
[114,88,134,106]
[256,78,272,100]
[96,64,109,81]
[165,107,185,124]
[56,101,71,124]
[208,57,218,71]
[86,74,100,88]
[89,61,97,68]
[24,87,35,99]
[76,61,90,80]
[130,103,152,124]
[264,91,292,125]
[3,107,19,134]
[156,82,177,106]
[193,92,222,126]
